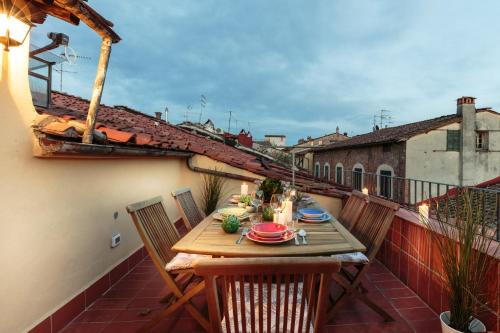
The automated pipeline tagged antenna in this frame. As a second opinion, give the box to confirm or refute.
[372,109,394,130]
[228,110,232,133]
[186,105,192,122]
[199,94,206,123]
[53,46,91,91]
[164,106,169,123]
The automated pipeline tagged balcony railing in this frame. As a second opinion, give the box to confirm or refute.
[335,170,500,240]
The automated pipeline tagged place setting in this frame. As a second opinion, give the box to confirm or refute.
[296,207,332,223]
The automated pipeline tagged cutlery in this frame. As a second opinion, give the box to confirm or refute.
[298,229,307,245]
[293,230,300,245]
[236,228,249,244]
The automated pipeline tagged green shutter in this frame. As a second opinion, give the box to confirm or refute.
[446,130,460,151]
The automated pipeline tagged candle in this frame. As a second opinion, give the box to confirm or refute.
[283,200,293,223]
[241,182,248,196]
[278,212,286,225]
[419,204,429,223]
[362,188,369,195]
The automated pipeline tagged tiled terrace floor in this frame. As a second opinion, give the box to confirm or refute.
[60,257,441,333]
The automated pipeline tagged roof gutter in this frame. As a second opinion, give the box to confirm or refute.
[35,136,192,159]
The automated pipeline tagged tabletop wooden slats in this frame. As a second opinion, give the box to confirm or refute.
[172,202,366,257]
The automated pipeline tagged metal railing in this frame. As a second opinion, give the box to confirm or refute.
[335,170,500,240]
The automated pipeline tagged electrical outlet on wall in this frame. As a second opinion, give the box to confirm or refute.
[111,233,121,248]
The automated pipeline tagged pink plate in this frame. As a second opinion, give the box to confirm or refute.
[246,230,295,244]
[251,223,288,238]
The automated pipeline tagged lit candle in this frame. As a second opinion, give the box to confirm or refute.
[283,200,293,223]
[278,212,286,225]
[241,182,248,196]
[419,204,429,223]
[362,188,369,195]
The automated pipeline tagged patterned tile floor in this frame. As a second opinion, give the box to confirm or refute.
[60,258,441,333]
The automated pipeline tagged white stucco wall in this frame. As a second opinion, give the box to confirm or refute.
[406,112,500,191]
[0,39,257,333]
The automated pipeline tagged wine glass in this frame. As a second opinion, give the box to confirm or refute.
[270,194,284,213]
[252,190,264,213]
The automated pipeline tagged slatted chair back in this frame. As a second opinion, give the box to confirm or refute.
[172,188,205,230]
[338,190,368,231]
[126,196,180,274]
[350,195,399,261]
[194,257,340,333]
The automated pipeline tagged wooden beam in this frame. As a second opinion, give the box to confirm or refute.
[32,2,80,25]
[82,37,112,144]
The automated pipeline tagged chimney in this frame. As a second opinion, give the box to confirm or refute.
[155,112,162,120]
[456,96,475,116]
[336,126,339,134]
[457,96,476,186]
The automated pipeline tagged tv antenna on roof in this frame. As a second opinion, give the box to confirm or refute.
[53,45,92,91]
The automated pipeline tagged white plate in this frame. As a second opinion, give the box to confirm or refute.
[213,212,250,221]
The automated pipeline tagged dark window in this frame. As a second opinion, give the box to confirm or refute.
[336,166,343,184]
[324,164,330,180]
[352,168,363,191]
[314,163,320,177]
[446,130,460,151]
[476,131,489,151]
[379,170,392,198]
[383,144,391,152]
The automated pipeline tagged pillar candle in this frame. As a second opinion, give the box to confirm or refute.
[278,212,286,225]
[362,188,369,195]
[241,183,248,196]
[419,204,429,223]
[283,200,293,223]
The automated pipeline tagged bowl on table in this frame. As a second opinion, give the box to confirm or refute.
[251,223,288,238]
[298,208,325,218]
[214,207,249,221]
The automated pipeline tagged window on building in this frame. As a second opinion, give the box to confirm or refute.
[446,130,460,151]
[324,164,330,180]
[336,165,343,184]
[476,131,489,151]
[314,163,320,178]
[352,168,363,191]
[29,56,53,108]
[379,170,392,198]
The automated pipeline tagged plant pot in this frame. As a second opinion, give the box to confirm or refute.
[237,202,246,208]
[440,311,486,333]
[246,206,255,213]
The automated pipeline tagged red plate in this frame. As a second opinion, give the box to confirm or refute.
[251,223,288,238]
[246,230,295,244]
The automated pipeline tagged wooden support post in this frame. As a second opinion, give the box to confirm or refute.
[82,37,112,144]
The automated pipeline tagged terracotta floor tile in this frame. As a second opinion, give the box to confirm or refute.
[390,296,427,309]
[410,318,442,333]
[100,322,145,333]
[88,298,132,310]
[73,309,121,323]
[61,322,107,333]
[380,287,416,299]
[398,306,437,321]
[374,279,407,290]
[327,321,413,333]
[127,297,164,309]
[101,288,140,299]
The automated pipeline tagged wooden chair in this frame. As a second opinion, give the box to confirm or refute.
[329,195,399,322]
[172,187,205,230]
[194,257,341,333]
[338,190,368,231]
[126,196,209,332]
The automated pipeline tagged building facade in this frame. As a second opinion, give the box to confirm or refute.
[313,97,500,200]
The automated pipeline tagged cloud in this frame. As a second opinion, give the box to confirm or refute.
[31,0,500,144]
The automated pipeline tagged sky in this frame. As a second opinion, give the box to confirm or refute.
[31,0,500,144]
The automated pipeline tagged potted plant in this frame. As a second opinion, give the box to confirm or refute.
[262,206,274,222]
[258,178,284,203]
[422,189,498,333]
[200,168,227,215]
[238,194,255,212]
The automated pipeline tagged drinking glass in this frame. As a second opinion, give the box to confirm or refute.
[270,194,283,211]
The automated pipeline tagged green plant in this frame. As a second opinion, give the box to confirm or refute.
[262,206,274,221]
[258,178,284,202]
[239,194,252,206]
[222,215,240,233]
[200,169,227,215]
[423,190,498,332]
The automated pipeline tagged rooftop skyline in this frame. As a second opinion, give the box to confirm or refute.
[31,0,500,143]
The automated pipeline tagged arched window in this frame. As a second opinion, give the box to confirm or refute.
[323,163,330,180]
[335,163,344,185]
[352,163,364,191]
[376,164,395,198]
[314,162,320,178]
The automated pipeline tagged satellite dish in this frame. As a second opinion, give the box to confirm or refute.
[63,45,78,65]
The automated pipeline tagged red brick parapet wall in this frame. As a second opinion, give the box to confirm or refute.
[377,209,500,331]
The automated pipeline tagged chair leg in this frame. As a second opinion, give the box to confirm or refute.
[138,281,210,333]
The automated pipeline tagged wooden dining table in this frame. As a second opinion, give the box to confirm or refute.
[172,200,366,258]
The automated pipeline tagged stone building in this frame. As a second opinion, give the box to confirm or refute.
[313,97,500,200]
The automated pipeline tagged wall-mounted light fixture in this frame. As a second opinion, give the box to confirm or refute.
[0,13,32,52]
